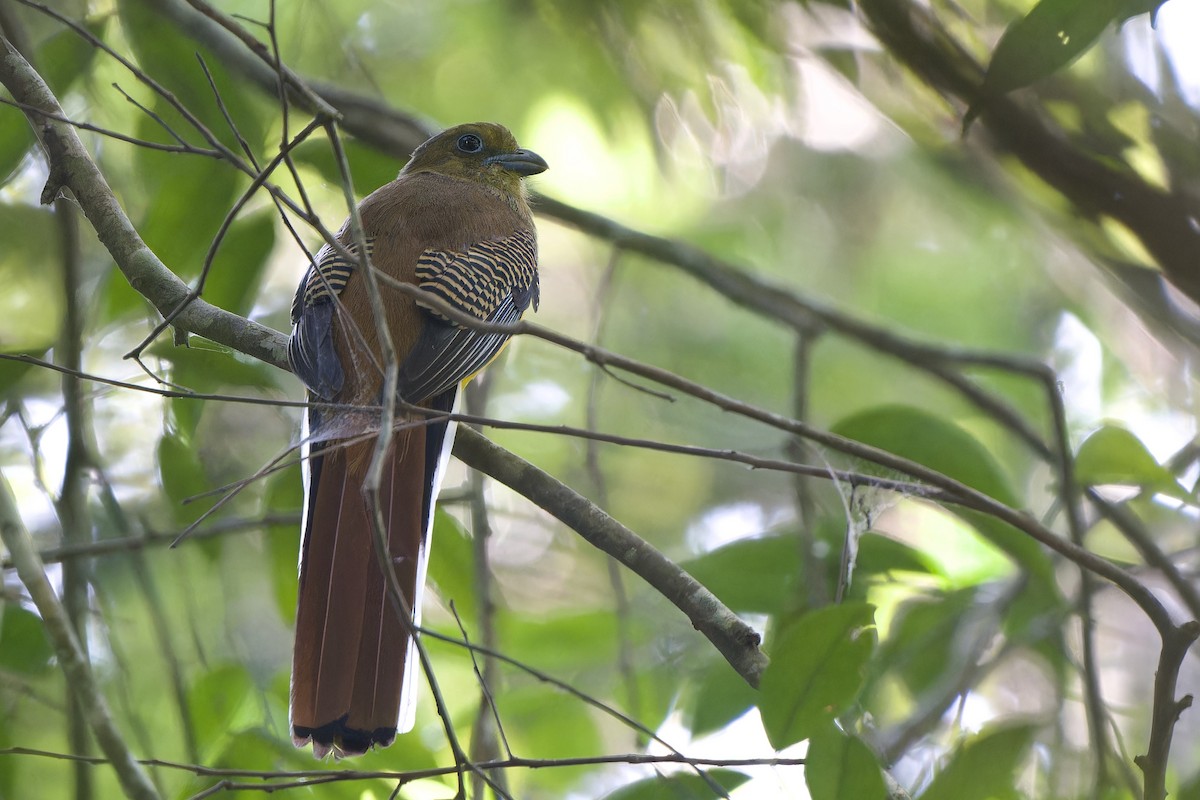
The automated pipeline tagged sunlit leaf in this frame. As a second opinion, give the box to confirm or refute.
[967,0,1122,125]
[919,723,1037,800]
[832,405,1055,586]
[806,724,888,800]
[1075,424,1190,501]
[759,603,876,749]
[872,588,976,697]
[602,769,750,800]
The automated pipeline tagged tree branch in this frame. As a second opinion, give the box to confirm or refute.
[455,427,768,687]
[0,28,769,695]
[0,35,286,370]
[0,473,162,800]
[857,0,1200,307]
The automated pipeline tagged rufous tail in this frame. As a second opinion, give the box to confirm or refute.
[290,429,426,758]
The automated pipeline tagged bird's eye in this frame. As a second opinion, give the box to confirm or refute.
[456,134,484,154]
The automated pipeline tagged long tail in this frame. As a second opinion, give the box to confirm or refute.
[290,393,455,758]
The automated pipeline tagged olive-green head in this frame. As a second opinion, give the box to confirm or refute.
[402,122,548,198]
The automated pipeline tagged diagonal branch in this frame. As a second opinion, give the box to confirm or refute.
[454,427,769,687]
[0,473,161,800]
[0,35,286,370]
[857,0,1200,307]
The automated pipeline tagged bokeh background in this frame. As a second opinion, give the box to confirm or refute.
[3,1,1200,798]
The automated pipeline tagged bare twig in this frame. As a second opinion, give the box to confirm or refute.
[0,513,298,569]
[1137,621,1200,800]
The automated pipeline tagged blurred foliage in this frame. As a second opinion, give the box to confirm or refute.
[2,0,1199,799]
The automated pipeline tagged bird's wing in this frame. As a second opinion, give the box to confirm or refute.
[398,227,539,403]
[287,239,372,400]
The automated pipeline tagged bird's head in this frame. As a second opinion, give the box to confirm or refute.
[402,122,548,198]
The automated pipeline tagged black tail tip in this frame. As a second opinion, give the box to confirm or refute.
[293,717,397,758]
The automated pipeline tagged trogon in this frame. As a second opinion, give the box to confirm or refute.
[286,122,547,757]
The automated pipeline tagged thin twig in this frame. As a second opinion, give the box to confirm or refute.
[47,140,96,798]
[0,513,298,569]
[0,745,805,779]
[584,246,644,731]
[324,119,471,793]
[462,373,512,798]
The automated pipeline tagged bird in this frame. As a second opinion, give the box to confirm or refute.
[286,122,547,758]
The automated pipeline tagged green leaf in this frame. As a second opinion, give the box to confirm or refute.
[919,724,1037,800]
[102,109,239,323]
[500,610,619,674]
[1075,424,1190,501]
[806,725,888,800]
[832,405,1018,504]
[188,663,254,753]
[158,429,213,526]
[0,604,54,675]
[967,0,1122,125]
[0,206,62,349]
[199,208,276,318]
[682,533,803,616]
[130,115,240,277]
[500,684,601,789]
[759,603,876,749]
[856,531,943,581]
[872,588,976,697]
[425,508,476,623]
[152,341,281,393]
[265,463,303,622]
[0,113,34,189]
[0,16,104,185]
[832,405,1054,586]
[1178,769,1200,800]
[40,16,110,96]
[0,350,48,401]
[684,657,759,737]
[603,769,750,800]
[118,0,268,149]
[293,136,408,200]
